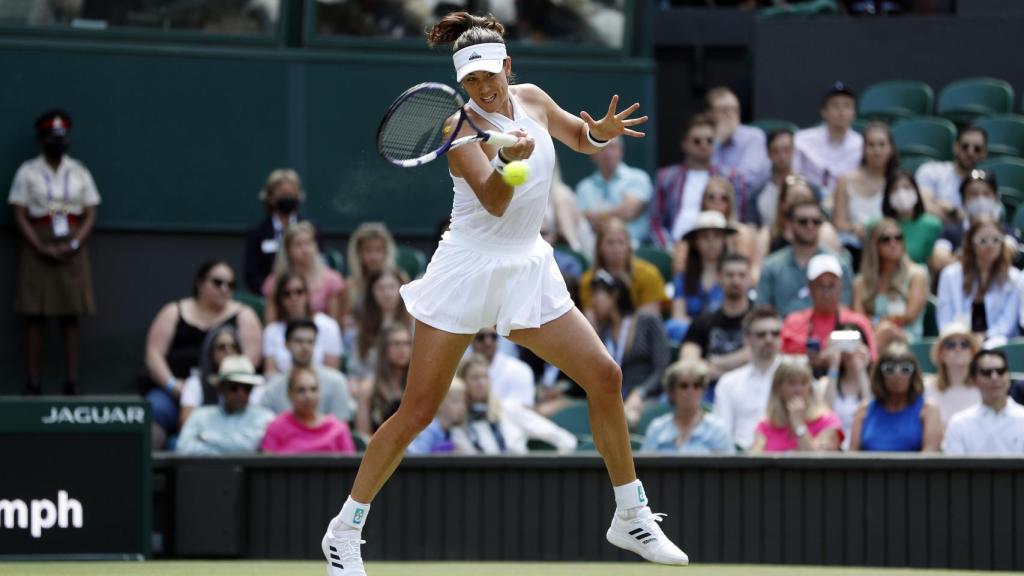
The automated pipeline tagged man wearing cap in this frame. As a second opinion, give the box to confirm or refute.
[575,137,653,246]
[792,82,863,200]
[756,197,853,317]
[780,254,876,372]
[8,109,100,396]
[177,355,275,455]
[943,349,1024,455]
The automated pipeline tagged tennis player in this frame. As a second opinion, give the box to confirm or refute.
[322,12,687,575]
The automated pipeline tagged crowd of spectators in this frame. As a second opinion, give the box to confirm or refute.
[12,76,1024,458]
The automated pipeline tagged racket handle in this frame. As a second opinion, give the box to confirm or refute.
[485,131,519,148]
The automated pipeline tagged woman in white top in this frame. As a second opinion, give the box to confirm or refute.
[923,323,981,427]
[936,215,1020,343]
[262,272,342,375]
[832,122,898,251]
[321,12,687,574]
[817,323,872,448]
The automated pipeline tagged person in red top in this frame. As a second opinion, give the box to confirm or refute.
[261,366,356,454]
[781,253,876,374]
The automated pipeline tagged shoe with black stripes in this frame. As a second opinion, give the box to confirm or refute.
[321,516,366,576]
[606,506,689,565]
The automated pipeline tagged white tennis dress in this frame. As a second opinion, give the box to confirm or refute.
[400,94,574,336]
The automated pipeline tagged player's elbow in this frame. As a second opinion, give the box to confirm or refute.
[483,197,511,218]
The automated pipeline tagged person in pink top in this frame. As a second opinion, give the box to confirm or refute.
[751,358,842,453]
[262,366,356,454]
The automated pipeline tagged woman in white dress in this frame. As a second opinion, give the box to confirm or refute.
[320,11,686,576]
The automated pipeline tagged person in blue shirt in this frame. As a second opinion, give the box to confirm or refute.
[641,359,735,454]
[575,137,654,246]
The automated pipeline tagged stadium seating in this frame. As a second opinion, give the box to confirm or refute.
[973,115,1024,158]
[899,155,933,176]
[233,290,265,320]
[749,118,799,136]
[858,80,934,121]
[1012,204,1024,233]
[997,340,1024,372]
[909,338,937,373]
[323,249,345,272]
[549,401,591,440]
[395,245,427,279]
[635,246,673,282]
[851,117,871,134]
[554,245,590,271]
[922,295,938,338]
[634,402,672,435]
[891,116,957,160]
[937,77,1015,124]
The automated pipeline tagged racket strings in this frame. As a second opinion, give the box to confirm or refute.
[379,89,462,161]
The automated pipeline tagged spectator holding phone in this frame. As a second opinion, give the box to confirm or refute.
[781,254,876,374]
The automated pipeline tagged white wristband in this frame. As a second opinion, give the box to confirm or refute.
[491,150,509,173]
[586,129,611,148]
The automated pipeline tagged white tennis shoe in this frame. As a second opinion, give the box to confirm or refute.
[606,506,689,565]
[321,516,366,576]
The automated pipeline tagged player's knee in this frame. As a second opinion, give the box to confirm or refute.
[588,359,622,399]
[395,405,436,437]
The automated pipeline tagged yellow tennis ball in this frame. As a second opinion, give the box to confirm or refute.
[503,160,530,186]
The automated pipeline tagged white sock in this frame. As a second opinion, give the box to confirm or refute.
[613,479,647,516]
[335,496,371,531]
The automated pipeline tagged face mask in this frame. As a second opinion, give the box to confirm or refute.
[965,196,1003,220]
[42,140,67,159]
[889,189,918,213]
[275,196,300,214]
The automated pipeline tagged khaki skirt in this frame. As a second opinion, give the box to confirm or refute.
[15,225,96,316]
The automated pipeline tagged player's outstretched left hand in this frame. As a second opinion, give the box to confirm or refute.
[580,95,649,141]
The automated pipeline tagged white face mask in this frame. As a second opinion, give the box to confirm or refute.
[889,188,918,213]
[965,196,1003,220]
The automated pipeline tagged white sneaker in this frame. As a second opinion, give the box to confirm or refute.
[606,506,689,565]
[321,516,367,576]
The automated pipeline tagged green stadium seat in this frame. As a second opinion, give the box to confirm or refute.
[635,246,673,282]
[233,290,265,321]
[851,117,872,135]
[323,249,345,273]
[937,77,1014,124]
[353,433,369,452]
[978,158,1024,219]
[973,115,1024,158]
[909,339,937,374]
[749,118,799,137]
[634,402,673,435]
[549,401,591,439]
[900,155,933,176]
[1012,203,1024,236]
[891,117,957,161]
[395,245,427,280]
[922,295,938,338]
[995,339,1024,372]
[859,80,934,121]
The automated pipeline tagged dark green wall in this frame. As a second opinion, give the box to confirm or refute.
[0,39,656,236]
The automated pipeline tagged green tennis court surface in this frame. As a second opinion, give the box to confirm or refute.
[0,562,1013,576]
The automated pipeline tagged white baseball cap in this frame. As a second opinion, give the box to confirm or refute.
[807,253,843,282]
[453,43,507,82]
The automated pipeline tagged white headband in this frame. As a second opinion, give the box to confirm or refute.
[453,43,507,82]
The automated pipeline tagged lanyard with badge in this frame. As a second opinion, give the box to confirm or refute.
[42,169,71,238]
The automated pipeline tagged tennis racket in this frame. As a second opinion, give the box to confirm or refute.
[377,82,519,168]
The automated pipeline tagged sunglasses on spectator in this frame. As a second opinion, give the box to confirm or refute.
[752,329,781,339]
[282,288,307,297]
[675,381,705,391]
[223,382,253,393]
[960,142,985,153]
[977,366,1009,378]
[209,277,236,290]
[690,137,713,145]
[795,217,823,227]
[879,234,903,245]
[973,235,1002,247]
[388,339,412,348]
[942,338,971,351]
[880,361,915,376]
[475,333,498,342]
